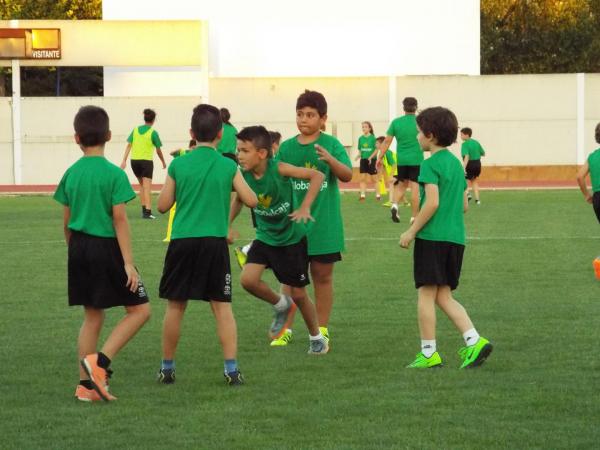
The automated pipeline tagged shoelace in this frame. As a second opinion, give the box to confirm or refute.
[457,347,470,359]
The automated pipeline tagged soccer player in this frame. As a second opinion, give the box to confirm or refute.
[376,136,396,207]
[399,106,493,369]
[577,123,600,220]
[377,97,422,224]
[460,127,486,205]
[355,121,378,201]
[229,125,328,354]
[54,105,151,402]
[274,89,353,346]
[120,108,166,219]
[216,107,238,162]
[157,104,257,386]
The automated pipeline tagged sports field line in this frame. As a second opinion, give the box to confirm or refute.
[0,235,599,246]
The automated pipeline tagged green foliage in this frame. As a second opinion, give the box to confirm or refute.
[482,0,600,73]
[0,0,101,20]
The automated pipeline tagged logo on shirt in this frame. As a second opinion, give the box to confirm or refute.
[291,179,328,192]
[255,201,291,217]
[258,194,273,209]
[304,162,318,170]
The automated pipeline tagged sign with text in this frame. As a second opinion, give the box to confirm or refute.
[0,28,61,59]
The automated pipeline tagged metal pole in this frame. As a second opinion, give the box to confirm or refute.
[576,73,585,165]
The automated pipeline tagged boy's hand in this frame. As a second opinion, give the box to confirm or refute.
[585,193,593,204]
[399,230,416,249]
[376,157,383,169]
[162,162,167,169]
[289,207,315,224]
[120,161,126,170]
[124,263,139,293]
[315,144,333,164]
[227,227,239,244]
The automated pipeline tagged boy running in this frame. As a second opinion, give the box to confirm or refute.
[54,106,151,402]
[460,127,486,205]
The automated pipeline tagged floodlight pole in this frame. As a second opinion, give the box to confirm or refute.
[576,73,585,166]
[11,59,22,184]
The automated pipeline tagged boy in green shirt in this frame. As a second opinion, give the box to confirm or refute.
[460,127,486,205]
[576,123,600,222]
[229,126,328,354]
[216,107,239,162]
[54,106,151,402]
[157,104,257,386]
[399,107,493,369]
[275,90,353,345]
[120,108,167,219]
[377,97,422,224]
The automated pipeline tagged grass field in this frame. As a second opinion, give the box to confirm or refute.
[0,190,599,449]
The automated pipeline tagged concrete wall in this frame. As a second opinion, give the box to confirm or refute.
[2,74,598,185]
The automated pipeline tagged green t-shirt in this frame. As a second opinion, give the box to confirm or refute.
[358,134,376,159]
[53,156,136,238]
[461,138,485,161]
[243,159,306,246]
[384,149,396,166]
[276,133,352,255]
[127,125,162,160]
[173,148,192,158]
[216,123,238,155]
[386,114,423,166]
[168,146,237,239]
[417,149,467,245]
[588,149,600,193]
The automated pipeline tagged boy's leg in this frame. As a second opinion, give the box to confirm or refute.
[408,285,443,368]
[162,300,188,360]
[472,179,480,202]
[409,180,420,219]
[310,261,335,329]
[210,301,237,360]
[240,263,279,304]
[435,285,473,334]
[359,173,366,199]
[142,177,152,213]
[101,303,151,359]
[289,286,319,336]
[135,176,145,214]
[78,306,105,381]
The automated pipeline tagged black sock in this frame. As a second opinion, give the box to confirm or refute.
[80,379,93,389]
[97,352,111,369]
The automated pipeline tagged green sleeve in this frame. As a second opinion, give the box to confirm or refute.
[152,130,162,148]
[53,172,69,206]
[386,120,396,137]
[167,159,177,180]
[479,142,485,156]
[461,142,468,158]
[417,160,438,186]
[331,138,352,169]
[112,171,136,205]
[127,130,134,143]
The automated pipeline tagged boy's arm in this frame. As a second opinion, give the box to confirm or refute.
[157,175,176,213]
[376,136,394,165]
[62,206,71,244]
[576,162,592,203]
[112,203,139,292]
[278,162,325,223]
[462,154,470,168]
[399,183,439,249]
[368,148,378,160]
[120,143,132,169]
[227,193,244,244]
[156,147,167,169]
[463,189,469,213]
[315,144,353,182]
[233,170,258,208]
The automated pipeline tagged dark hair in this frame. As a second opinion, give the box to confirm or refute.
[460,127,473,137]
[403,97,418,113]
[191,104,223,142]
[362,121,374,135]
[595,123,600,144]
[416,107,458,147]
[220,107,231,125]
[237,126,273,158]
[269,130,282,145]
[296,90,327,117]
[188,139,196,148]
[74,105,110,147]
[376,136,386,144]
[143,108,156,123]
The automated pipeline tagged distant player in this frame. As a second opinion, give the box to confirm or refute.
[120,108,166,219]
[460,127,486,205]
[216,107,239,162]
[54,105,151,402]
[157,104,257,386]
[355,121,378,201]
[376,136,396,207]
[577,122,600,220]
[269,130,282,156]
[399,106,493,369]
[229,126,328,354]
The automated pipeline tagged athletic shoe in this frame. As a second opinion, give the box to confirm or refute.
[409,217,415,225]
[467,194,472,202]
[475,200,481,205]
[391,206,400,223]
[143,213,156,220]
[308,337,329,355]
[157,368,176,384]
[74,384,116,402]
[319,326,330,342]
[269,297,297,339]
[407,351,443,368]
[81,354,111,401]
[459,337,493,369]
[376,195,381,201]
[234,246,247,269]
[224,370,244,386]
[382,201,392,207]
[359,196,365,202]
[270,329,293,347]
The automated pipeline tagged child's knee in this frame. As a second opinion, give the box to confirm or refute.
[290,287,308,304]
[240,273,259,292]
[128,303,151,322]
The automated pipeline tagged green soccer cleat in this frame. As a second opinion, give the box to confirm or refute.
[459,337,493,369]
[234,246,248,269]
[270,329,293,347]
[407,351,443,368]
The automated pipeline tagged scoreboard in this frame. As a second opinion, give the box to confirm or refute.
[0,28,61,59]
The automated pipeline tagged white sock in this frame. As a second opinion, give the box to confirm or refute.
[392,203,398,209]
[273,294,290,312]
[421,339,436,358]
[463,328,480,346]
[309,332,324,341]
[242,242,252,254]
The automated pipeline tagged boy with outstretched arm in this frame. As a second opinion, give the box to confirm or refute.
[229,126,328,354]
[54,106,151,402]
[398,107,493,369]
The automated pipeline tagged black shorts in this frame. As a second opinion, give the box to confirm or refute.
[359,158,377,175]
[159,237,232,302]
[131,160,154,179]
[593,192,600,223]
[309,252,342,264]
[222,152,238,164]
[68,231,149,309]
[247,238,310,287]
[414,238,465,290]
[395,165,420,183]
[465,160,482,180]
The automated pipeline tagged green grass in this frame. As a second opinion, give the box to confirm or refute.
[0,190,599,449]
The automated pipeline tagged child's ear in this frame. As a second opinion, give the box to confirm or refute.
[74,133,81,144]
[189,128,196,140]
[105,130,112,143]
